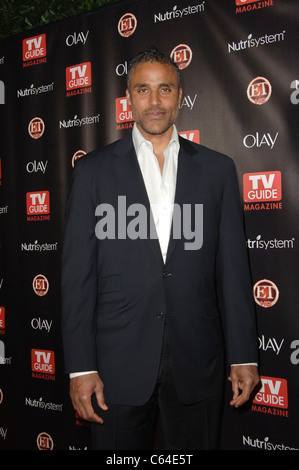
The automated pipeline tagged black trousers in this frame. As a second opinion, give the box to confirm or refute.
[90,326,223,450]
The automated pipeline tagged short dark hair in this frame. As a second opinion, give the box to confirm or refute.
[127,47,182,89]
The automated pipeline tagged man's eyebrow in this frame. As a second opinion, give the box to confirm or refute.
[133,82,176,89]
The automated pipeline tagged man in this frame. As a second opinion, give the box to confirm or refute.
[61,48,259,450]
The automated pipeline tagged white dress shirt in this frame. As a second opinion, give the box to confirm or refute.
[132,123,179,262]
[70,124,256,378]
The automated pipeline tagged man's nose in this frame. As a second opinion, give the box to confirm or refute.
[149,90,161,106]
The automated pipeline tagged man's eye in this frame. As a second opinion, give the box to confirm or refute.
[138,88,149,94]
[160,88,171,94]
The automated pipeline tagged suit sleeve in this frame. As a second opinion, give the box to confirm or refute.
[216,158,259,366]
[61,158,98,374]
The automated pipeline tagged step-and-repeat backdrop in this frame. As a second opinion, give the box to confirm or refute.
[0,0,298,451]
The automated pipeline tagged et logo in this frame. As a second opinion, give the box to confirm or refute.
[253,279,279,308]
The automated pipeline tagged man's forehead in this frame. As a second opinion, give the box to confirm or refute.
[129,61,178,84]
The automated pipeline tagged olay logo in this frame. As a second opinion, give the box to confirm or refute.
[31,349,55,374]
[115,97,133,123]
[66,62,92,90]
[27,191,50,215]
[23,34,46,61]
[243,171,281,203]
[253,376,288,409]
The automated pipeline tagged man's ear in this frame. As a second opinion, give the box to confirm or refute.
[178,87,183,105]
[126,88,131,105]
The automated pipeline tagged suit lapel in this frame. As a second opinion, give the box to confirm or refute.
[112,135,199,266]
[166,137,198,264]
[113,136,164,266]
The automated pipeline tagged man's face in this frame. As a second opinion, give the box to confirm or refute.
[126,61,182,139]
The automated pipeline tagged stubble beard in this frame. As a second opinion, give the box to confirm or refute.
[133,106,179,137]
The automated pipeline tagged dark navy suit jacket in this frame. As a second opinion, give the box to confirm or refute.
[61,134,258,406]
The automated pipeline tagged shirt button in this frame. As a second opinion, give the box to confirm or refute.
[156,312,164,319]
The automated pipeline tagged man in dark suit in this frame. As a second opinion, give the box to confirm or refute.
[61,48,259,450]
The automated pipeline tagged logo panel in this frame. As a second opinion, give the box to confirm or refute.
[253,376,288,409]
[27,191,50,215]
[23,34,46,61]
[253,279,279,308]
[66,62,92,90]
[243,171,281,203]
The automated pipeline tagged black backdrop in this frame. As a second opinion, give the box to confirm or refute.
[0,0,299,451]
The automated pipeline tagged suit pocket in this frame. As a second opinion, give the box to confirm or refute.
[98,274,123,304]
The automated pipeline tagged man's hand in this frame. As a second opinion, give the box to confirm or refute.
[70,372,108,423]
[228,365,260,408]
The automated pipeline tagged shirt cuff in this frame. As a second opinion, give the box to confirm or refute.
[230,363,258,366]
[69,371,98,378]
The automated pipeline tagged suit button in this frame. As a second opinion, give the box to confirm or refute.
[156,312,164,319]
[163,271,171,278]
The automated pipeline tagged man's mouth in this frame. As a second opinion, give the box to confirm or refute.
[145,109,166,119]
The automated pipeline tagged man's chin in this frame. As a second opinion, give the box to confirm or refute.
[138,122,173,136]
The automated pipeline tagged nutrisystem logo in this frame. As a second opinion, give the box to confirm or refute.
[154,3,205,23]
[243,435,297,450]
[228,30,285,53]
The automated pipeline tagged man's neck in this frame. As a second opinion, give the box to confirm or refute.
[136,124,173,155]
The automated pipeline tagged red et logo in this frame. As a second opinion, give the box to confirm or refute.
[118,13,137,37]
[33,274,49,297]
[247,77,272,105]
[170,44,193,70]
[36,432,54,450]
[28,117,45,139]
[253,279,279,308]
